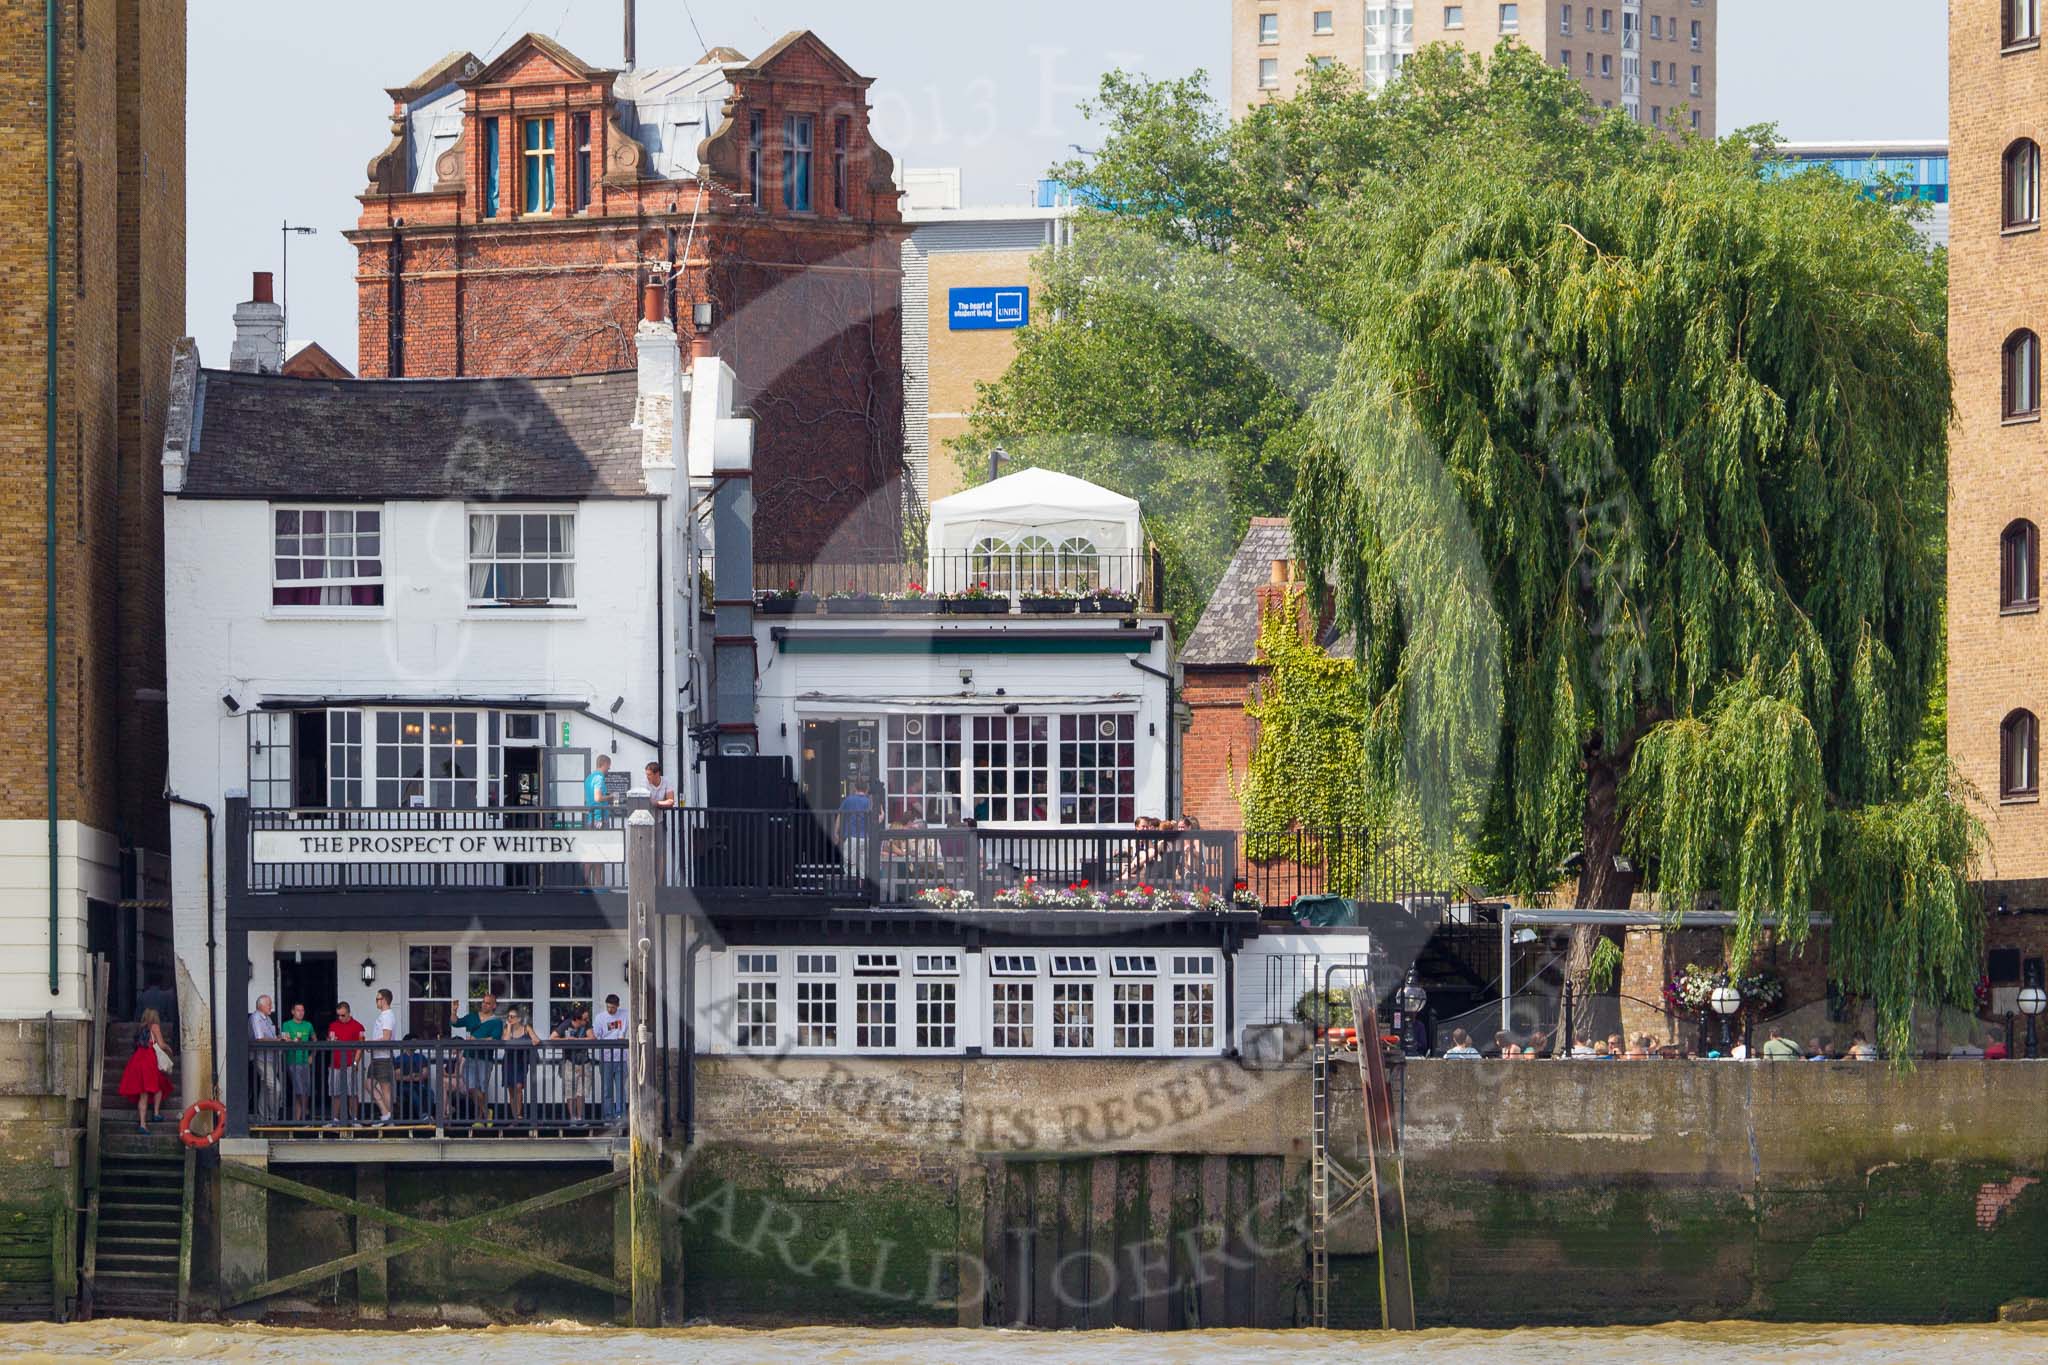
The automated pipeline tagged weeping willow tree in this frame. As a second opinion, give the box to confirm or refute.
[1287,60,1978,1057]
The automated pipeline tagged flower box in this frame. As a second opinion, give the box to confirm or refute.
[1077,595,1138,615]
[888,598,943,614]
[823,596,885,615]
[939,597,1010,615]
[1018,595,1078,614]
[755,596,800,616]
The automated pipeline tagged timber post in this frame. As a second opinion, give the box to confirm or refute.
[626,797,663,1326]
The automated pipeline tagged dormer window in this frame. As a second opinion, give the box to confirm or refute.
[747,111,764,208]
[784,114,814,212]
[482,118,501,218]
[522,117,555,215]
[832,116,850,213]
[573,113,593,211]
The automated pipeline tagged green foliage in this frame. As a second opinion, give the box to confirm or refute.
[1587,938,1625,995]
[1272,51,1969,1043]
[970,40,1976,1044]
[1238,593,1463,892]
[1238,594,1381,841]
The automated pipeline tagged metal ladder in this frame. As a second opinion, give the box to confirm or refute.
[1309,1035,1331,1328]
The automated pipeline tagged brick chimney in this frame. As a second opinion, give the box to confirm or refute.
[1253,559,1331,656]
[228,272,284,375]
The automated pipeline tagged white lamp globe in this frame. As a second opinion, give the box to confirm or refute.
[1709,983,1743,1017]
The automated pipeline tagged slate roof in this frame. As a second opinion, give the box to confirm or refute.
[182,368,650,501]
[1181,517,1349,667]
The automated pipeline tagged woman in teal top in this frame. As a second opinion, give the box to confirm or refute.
[451,995,504,1124]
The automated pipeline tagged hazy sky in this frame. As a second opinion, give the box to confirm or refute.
[188,1,1949,372]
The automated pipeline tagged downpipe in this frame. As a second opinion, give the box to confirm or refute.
[163,792,218,1098]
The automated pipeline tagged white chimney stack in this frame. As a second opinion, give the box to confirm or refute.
[635,281,680,496]
[228,272,285,375]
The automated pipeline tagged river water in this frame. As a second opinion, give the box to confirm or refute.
[5,1321,2048,1363]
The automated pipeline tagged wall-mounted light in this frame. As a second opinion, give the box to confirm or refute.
[221,693,240,714]
[610,697,625,715]
[360,957,377,987]
[693,301,715,330]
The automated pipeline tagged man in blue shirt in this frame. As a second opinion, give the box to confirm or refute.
[582,754,612,886]
[837,780,873,885]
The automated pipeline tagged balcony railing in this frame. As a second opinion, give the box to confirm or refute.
[244,1038,628,1138]
[237,802,1453,917]
[754,549,1158,613]
[239,803,1247,909]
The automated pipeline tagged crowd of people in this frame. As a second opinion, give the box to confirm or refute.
[235,990,631,1132]
[1430,1022,1984,1062]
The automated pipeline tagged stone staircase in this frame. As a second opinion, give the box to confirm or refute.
[84,1023,187,1321]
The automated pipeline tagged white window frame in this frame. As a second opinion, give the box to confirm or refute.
[1313,9,1335,35]
[466,507,577,609]
[1258,57,1280,89]
[1444,4,1464,29]
[795,952,840,1050]
[271,504,385,612]
[1498,2,1517,33]
[715,949,1223,1057]
[853,952,900,1050]
[1258,12,1279,44]
[1171,955,1218,1050]
[735,952,779,1049]
[248,712,294,809]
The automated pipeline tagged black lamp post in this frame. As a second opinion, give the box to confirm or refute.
[2020,986,2046,1060]
[1710,983,1742,1053]
[1397,973,1427,1054]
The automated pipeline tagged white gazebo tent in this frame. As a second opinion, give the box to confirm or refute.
[926,467,1143,596]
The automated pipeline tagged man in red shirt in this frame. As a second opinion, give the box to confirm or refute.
[327,1001,368,1126]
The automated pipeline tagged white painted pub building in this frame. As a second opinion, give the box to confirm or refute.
[160,278,1268,1144]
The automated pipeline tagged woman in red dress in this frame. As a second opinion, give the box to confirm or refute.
[119,1007,170,1132]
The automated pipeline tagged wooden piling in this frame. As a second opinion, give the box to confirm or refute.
[627,802,663,1327]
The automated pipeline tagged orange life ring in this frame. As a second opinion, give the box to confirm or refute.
[179,1099,226,1148]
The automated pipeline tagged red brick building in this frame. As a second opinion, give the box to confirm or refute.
[1180,519,1339,829]
[346,31,906,561]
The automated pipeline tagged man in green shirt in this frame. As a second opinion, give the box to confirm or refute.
[1760,1026,1803,1061]
[279,1003,315,1122]
[451,994,504,1124]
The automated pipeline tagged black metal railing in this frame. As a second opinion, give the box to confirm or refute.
[242,803,1251,909]
[1236,829,1460,917]
[244,1038,628,1137]
[755,550,1157,612]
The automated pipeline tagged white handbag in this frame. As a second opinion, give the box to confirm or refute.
[152,1041,174,1072]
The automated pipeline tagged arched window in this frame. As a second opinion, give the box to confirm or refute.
[2005,710,2040,799]
[1058,537,1101,592]
[2007,330,2041,420]
[968,535,1013,593]
[2010,0,2041,47]
[2008,140,2041,229]
[1012,534,1059,594]
[2006,520,2040,609]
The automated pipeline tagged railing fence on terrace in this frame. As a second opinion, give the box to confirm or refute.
[755,549,1157,608]
[244,1037,628,1138]
[240,802,1450,915]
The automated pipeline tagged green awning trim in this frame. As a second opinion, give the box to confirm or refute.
[774,628,1159,656]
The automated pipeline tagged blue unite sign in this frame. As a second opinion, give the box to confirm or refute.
[948,286,1030,330]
